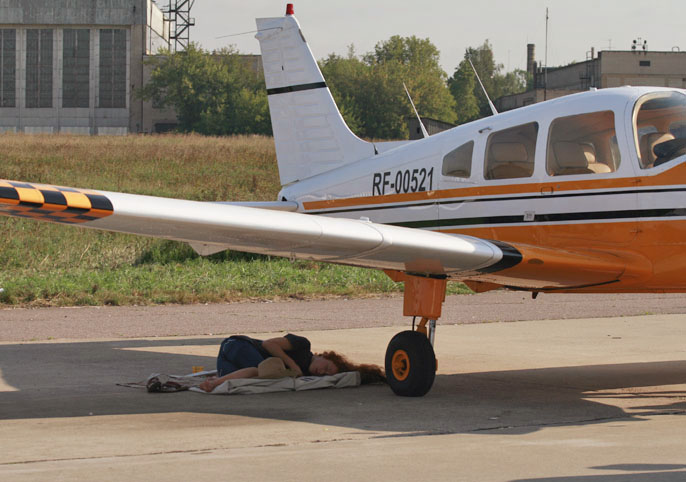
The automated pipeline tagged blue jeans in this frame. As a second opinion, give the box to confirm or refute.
[216,338,265,376]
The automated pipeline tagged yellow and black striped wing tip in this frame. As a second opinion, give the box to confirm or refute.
[0,180,113,225]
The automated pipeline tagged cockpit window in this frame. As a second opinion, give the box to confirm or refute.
[634,92,686,169]
[547,110,619,176]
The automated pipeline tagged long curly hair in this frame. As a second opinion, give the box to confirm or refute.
[317,351,386,384]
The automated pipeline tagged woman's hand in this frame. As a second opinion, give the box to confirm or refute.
[199,376,218,392]
[262,337,302,376]
[287,362,303,377]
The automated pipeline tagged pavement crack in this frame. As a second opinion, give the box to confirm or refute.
[470,409,686,433]
[1,448,221,466]
[373,409,686,440]
[2,436,374,466]
[469,415,629,433]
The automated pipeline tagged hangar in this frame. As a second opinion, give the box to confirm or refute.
[0,0,179,134]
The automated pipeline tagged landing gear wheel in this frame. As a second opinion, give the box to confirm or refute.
[385,330,436,397]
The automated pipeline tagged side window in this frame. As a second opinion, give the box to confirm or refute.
[634,93,686,169]
[547,110,619,176]
[442,141,473,178]
[485,123,537,180]
[670,121,686,139]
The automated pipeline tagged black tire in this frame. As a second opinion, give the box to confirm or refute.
[385,330,436,397]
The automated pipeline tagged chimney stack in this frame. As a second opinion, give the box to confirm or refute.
[527,44,536,76]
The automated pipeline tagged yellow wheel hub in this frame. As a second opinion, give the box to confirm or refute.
[391,349,410,381]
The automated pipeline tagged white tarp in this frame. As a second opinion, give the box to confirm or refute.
[192,371,361,395]
[125,371,362,395]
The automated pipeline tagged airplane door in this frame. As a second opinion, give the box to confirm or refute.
[537,108,639,248]
[535,180,638,248]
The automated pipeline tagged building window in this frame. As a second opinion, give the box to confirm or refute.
[62,29,90,108]
[26,29,53,108]
[0,29,15,107]
[639,60,651,67]
[99,29,126,108]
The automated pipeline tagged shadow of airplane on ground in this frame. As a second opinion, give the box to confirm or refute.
[0,337,684,437]
[513,463,686,481]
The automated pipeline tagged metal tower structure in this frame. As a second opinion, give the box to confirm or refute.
[166,0,195,52]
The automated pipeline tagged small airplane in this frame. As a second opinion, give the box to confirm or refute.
[2,4,686,396]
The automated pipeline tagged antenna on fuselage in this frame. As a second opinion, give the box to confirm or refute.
[403,82,429,138]
[467,57,498,116]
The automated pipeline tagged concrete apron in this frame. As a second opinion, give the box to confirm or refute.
[1,315,685,480]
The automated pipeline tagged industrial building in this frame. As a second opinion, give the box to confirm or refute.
[0,0,180,134]
[497,44,686,111]
[407,117,456,140]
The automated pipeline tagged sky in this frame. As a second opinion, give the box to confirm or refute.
[174,0,686,75]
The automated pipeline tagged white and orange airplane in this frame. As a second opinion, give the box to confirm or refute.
[2,5,686,396]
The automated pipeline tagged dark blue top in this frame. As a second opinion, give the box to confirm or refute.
[228,333,314,375]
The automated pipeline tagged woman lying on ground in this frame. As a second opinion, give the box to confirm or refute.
[198,333,385,392]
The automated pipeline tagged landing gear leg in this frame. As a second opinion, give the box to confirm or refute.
[383,272,447,397]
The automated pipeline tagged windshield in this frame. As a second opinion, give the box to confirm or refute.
[634,92,686,169]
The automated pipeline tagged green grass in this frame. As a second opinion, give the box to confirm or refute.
[0,133,471,307]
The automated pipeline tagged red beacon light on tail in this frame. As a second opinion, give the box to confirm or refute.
[286,3,294,15]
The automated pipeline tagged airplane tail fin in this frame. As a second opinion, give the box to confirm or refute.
[256,8,375,186]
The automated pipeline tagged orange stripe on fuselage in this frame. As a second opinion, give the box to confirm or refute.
[443,219,686,293]
[302,162,686,211]
[302,163,686,292]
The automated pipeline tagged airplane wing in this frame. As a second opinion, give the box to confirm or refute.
[0,179,648,290]
[0,179,503,273]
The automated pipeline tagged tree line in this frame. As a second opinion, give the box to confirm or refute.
[140,38,528,139]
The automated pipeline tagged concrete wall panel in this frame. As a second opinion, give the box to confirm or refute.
[0,8,22,23]
[0,0,142,25]
[24,126,53,133]
[601,51,686,76]
[97,126,126,135]
[60,126,89,134]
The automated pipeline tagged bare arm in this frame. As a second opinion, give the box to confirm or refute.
[261,337,303,376]
[198,367,258,392]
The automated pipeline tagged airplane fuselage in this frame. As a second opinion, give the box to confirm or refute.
[283,87,686,293]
